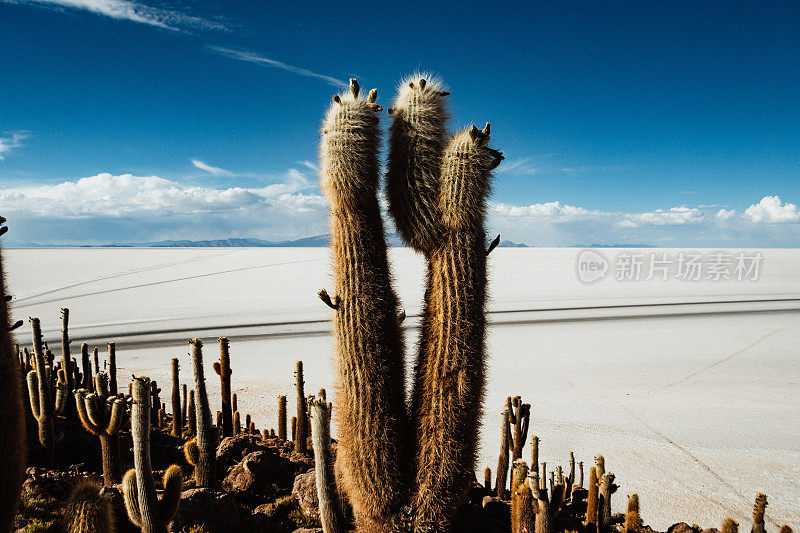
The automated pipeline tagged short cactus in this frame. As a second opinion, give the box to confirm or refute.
[293,360,308,453]
[722,518,739,533]
[233,410,241,435]
[107,342,117,395]
[598,472,617,533]
[624,493,643,533]
[483,467,492,492]
[123,376,182,533]
[181,383,187,430]
[310,389,343,533]
[496,403,511,498]
[529,467,567,533]
[61,478,116,533]
[188,338,216,487]
[81,343,93,391]
[752,493,767,533]
[511,473,534,533]
[187,389,196,437]
[74,372,127,486]
[586,466,599,528]
[170,358,181,438]
[213,337,233,438]
[508,396,530,461]
[278,394,287,440]
[0,216,26,533]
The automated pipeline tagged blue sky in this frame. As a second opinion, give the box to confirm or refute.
[1,0,799,246]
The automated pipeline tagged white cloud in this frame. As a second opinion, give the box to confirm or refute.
[743,196,800,223]
[0,131,29,160]
[207,46,347,87]
[3,0,226,31]
[191,159,233,177]
[492,201,601,221]
[620,207,704,228]
[716,208,736,221]
[0,172,327,244]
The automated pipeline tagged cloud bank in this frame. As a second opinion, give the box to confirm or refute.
[0,173,797,247]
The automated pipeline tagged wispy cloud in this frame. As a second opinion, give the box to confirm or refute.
[191,158,234,177]
[497,157,536,175]
[208,46,347,87]
[3,0,227,31]
[0,131,29,160]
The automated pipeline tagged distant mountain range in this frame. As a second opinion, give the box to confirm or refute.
[11,235,659,248]
[14,234,532,248]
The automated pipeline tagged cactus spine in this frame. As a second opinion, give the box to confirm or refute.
[310,389,343,533]
[0,217,26,533]
[171,358,181,438]
[189,338,215,487]
[124,377,182,533]
[27,317,66,464]
[294,360,308,453]
[75,372,127,485]
[320,79,411,532]
[278,394,287,440]
[213,337,233,438]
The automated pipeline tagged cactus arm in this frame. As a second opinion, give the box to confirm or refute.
[319,79,412,530]
[86,393,107,428]
[157,464,182,524]
[183,438,198,466]
[95,371,110,398]
[106,397,127,435]
[386,75,449,253]
[54,380,67,415]
[122,469,143,528]
[75,390,102,434]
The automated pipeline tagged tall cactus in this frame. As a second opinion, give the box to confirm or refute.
[60,308,74,392]
[496,403,511,499]
[27,316,67,464]
[310,389,343,533]
[81,342,93,391]
[123,376,182,533]
[508,396,531,461]
[188,338,215,487]
[752,493,767,533]
[187,389,196,437]
[319,78,411,532]
[598,472,617,533]
[0,216,26,533]
[409,124,499,531]
[75,372,127,485]
[171,358,181,438]
[213,337,233,438]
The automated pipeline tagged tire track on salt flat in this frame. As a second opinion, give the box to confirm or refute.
[13,250,232,303]
[12,256,327,309]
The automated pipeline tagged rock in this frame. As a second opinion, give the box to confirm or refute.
[669,523,697,533]
[292,469,319,518]
[222,448,304,501]
[216,434,270,472]
[169,488,241,533]
[253,494,297,520]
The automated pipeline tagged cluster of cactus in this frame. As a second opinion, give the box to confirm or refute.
[318,73,502,531]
